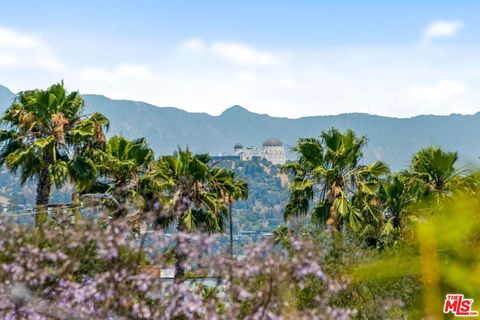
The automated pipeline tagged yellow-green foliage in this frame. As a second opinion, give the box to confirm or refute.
[352,193,480,319]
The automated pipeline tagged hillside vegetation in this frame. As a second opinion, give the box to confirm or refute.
[0,83,479,319]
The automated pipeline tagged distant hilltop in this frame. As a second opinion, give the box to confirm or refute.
[1,85,480,170]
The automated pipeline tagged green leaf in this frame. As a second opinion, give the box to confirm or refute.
[335,196,350,217]
[49,160,69,188]
[34,136,55,149]
[182,210,195,231]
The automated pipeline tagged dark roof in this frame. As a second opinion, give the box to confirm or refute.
[211,155,241,161]
[262,138,283,147]
[234,143,243,150]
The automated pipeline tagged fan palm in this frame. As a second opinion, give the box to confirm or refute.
[407,147,467,202]
[85,136,154,218]
[220,171,248,256]
[282,128,389,233]
[150,148,247,280]
[375,174,420,243]
[0,82,109,225]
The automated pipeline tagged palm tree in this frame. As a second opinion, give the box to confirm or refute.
[88,136,154,218]
[150,148,247,280]
[219,172,248,256]
[272,225,293,247]
[98,136,154,188]
[375,174,420,243]
[368,147,477,244]
[407,147,466,201]
[0,83,109,225]
[382,176,412,228]
[282,128,389,233]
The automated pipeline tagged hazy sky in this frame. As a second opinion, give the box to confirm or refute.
[1,0,479,118]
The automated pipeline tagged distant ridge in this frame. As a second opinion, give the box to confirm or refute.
[0,85,14,111]
[1,84,479,170]
[221,105,251,115]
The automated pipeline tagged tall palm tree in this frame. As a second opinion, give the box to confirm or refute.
[406,147,469,202]
[371,147,476,244]
[375,174,420,243]
[282,128,389,233]
[150,148,247,280]
[98,136,154,188]
[219,172,248,256]
[0,82,109,225]
[381,176,413,228]
[85,136,154,219]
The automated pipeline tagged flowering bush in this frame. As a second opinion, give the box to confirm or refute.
[0,217,362,319]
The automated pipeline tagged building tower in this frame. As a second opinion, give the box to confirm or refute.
[261,138,286,165]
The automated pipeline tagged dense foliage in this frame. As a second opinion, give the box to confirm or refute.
[0,83,479,319]
[0,83,109,225]
[216,157,289,233]
[0,217,363,319]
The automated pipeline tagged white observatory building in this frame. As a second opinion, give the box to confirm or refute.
[233,138,286,165]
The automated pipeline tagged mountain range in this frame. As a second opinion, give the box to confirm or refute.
[1,84,479,171]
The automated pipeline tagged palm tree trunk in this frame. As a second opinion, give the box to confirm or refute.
[174,218,187,282]
[392,214,400,229]
[35,167,51,226]
[229,204,233,257]
[326,182,339,233]
[327,205,339,233]
[72,192,81,223]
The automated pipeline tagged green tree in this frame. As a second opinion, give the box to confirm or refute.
[406,147,468,202]
[223,174,248,256]
[85,136,154,219]
[282,128,389,233]
[0,83,109,225]
[378,146,479,241]
[374,147,478,245]
[376,175,420,243]
[150,148,247,280]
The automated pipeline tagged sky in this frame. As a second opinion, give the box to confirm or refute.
[0,0,479,118]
